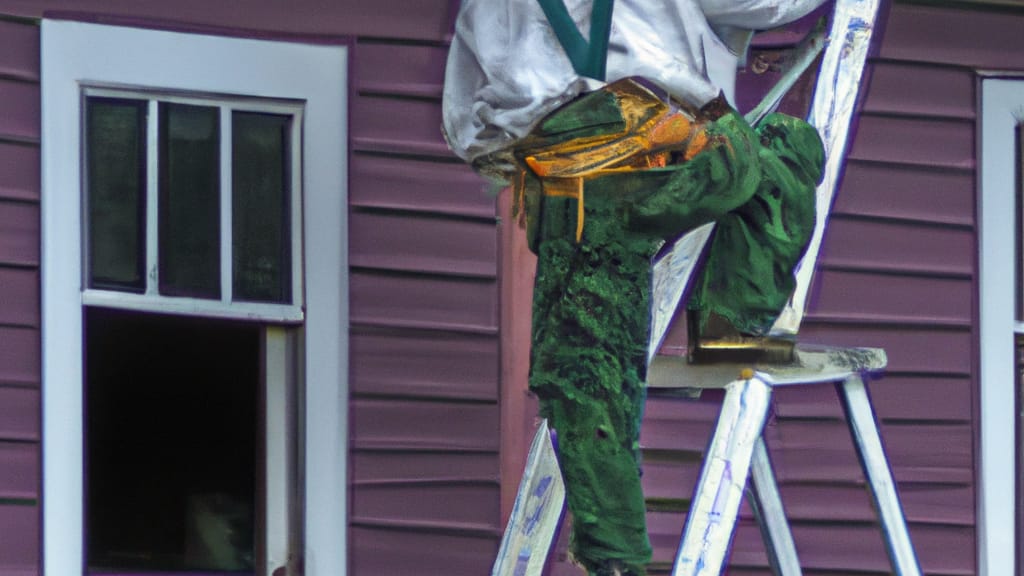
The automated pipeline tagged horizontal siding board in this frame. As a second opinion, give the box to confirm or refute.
[351,93,450,156]
[0,267,38,327]
[551,513,971,576]
[0,386,38,441]
[640,457,701,502]
[880,2,1024,71]
[767,421,972,484]
[869,375,973,421]
[646,516,974,575]
[350,211,497,278]
[351,482,499,531]
[807,268,971,325]
[798,323,972,375]
[351,398,500,452]
[0,20,39,82]
[350,270,498,333]
[355,42,446,97]
[350,526,496,575]
[0,326,39,386]
[816,218,974,276]
[2,0,454,42]
[350,154,494,218]
[798,522,974,575]
[861,61,976,120]
[351,328,498,401]
[833,160,974,226]
[0,200,38,266]
[772,375,972,422]
[768,448,969,486]
[0,141,39,202]
[0,79,39,141]
[882,422,973,478]
[847,115,974,169]
[898,481,975,526]
[774,482,973,526]
[639,396,720,453]
[738,522,972,575]
[352,450,498,485]
[0,502,38,575]
[0,441,37,499]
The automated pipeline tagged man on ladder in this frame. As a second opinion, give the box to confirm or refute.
[443,1,829,574]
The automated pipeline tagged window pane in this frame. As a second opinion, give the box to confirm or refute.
[86,308,257,572]
[159,103,220,298]
[233,112,292,303]
[86,98,146,292]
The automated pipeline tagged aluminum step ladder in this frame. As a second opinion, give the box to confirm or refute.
[648,346,921,576]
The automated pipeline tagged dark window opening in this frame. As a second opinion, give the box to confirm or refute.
[85,307,258,573]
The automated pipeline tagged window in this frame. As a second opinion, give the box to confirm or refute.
[42,20,349,576]
[978,77,1024,576]
[81,89,304,574]
[82,91,304,320]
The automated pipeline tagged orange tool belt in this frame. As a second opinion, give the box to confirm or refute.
[511,78,712,242]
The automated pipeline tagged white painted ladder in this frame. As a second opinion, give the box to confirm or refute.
[647,346,922,576]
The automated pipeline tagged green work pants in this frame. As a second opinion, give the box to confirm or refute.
[525,93,823,575]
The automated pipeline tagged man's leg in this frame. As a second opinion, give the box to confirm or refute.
[687,113,824,339]
[528,228,656,575]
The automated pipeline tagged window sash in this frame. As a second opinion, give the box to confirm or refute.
[81,87,305,322]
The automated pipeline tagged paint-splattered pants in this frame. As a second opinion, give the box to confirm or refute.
[522,83,824,575]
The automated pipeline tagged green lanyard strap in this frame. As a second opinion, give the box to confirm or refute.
[536,0,615,81]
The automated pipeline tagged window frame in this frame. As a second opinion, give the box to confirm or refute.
[41,20,350,576]
[80,87,306,322]
[978,76,1024,576]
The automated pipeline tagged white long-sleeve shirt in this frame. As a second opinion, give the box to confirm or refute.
[442,0,826,163]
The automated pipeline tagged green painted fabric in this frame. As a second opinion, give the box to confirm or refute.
[687,115,824,336]
[525,103,823,575]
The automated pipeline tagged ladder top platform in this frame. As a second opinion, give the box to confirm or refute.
[648,344,887,391]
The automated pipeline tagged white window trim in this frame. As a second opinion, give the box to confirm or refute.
[978,77,1024,576]
[41,20,349,576]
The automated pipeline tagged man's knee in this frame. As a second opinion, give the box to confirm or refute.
[756,113,825,186]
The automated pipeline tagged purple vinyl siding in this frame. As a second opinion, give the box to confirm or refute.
[350,155,495,219]
[2,1,454,43]
[347,34,502,575]
[0,80,39,143]
[351,329,499,402]
[0,503,39,576]
[0,15,41,576]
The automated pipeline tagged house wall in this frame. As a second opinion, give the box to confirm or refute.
[0,1,502,574]
[0,16,42,576]
[347,38,502,574]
